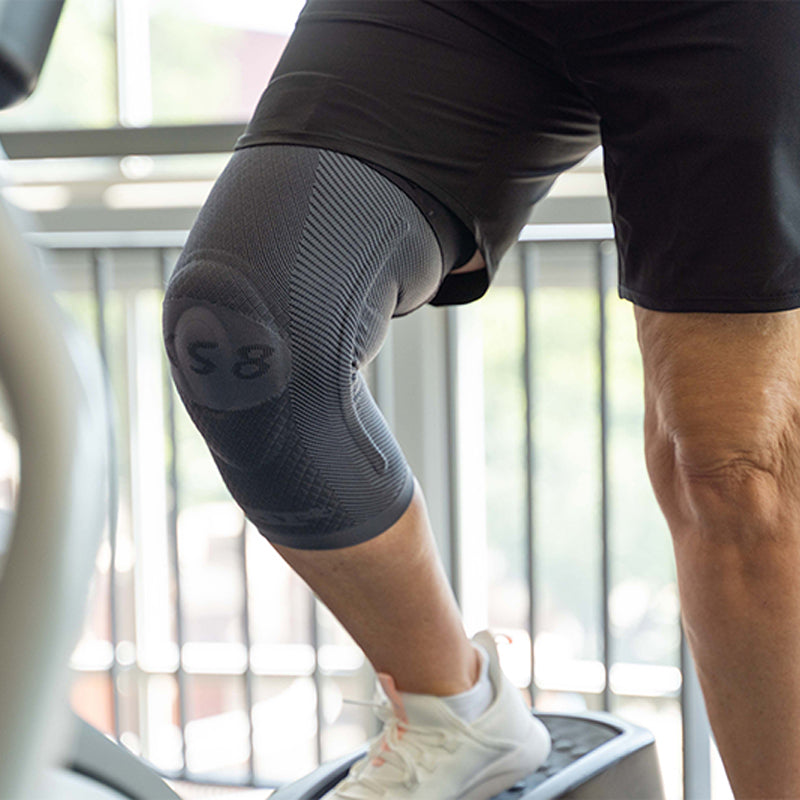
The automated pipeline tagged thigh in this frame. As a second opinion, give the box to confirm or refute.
[571,2,800,313]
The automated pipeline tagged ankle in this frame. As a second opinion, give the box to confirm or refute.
[468,643,482,688]
[389,642,482,696]
[450,644,484,694]
[439,643,483,695]
[439,645,494,723]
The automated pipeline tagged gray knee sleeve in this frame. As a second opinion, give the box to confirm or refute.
[163,146,443,549]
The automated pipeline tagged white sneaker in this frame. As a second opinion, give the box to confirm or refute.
[323,631,551,800]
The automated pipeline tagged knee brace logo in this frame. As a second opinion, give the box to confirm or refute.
[168,302,291,411]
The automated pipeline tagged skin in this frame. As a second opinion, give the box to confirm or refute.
[636,307,800,798]
[273,478,481,697]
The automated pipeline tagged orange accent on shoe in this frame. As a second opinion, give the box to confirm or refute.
[377,673,409,723]
[372,673,409,767]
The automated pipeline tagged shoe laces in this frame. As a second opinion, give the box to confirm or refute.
[334,698,461,797]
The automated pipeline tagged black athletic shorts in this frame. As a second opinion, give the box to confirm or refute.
[236,1,800,312]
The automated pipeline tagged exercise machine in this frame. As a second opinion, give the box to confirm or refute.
[0,2,664,797]
[0,3,180,797]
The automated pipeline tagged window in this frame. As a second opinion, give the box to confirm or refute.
[0,0,304,130]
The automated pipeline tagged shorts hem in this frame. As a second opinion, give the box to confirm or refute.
[254,468,416,550]
[619,285,800,313]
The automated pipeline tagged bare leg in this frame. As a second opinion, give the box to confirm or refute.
[636,307,800,798]
[273,478,480,696]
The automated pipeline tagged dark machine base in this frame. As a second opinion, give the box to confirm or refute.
[271,711,665,800]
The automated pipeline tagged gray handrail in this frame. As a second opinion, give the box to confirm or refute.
[0,196,108,798]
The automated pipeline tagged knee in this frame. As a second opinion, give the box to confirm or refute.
[645,408,800,548]
[162,252,415,550]
[163,258,292,420]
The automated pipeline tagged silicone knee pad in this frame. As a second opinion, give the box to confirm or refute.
[163,146,443,549]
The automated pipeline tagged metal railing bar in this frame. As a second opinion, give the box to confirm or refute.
[521,243,539,701]
[597,242,613,712]
[69,658,683,698]
[158,249,188,777]
[124,290,150,753]
[444,305,462,604]
[681,630,712,799]
[91,248,122,741]
[311,599,324,766]
[26,225,614,253]
[0,123,245,160]
[519,223,615,242]
[27,230,189,250]
[237,516,257,784]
